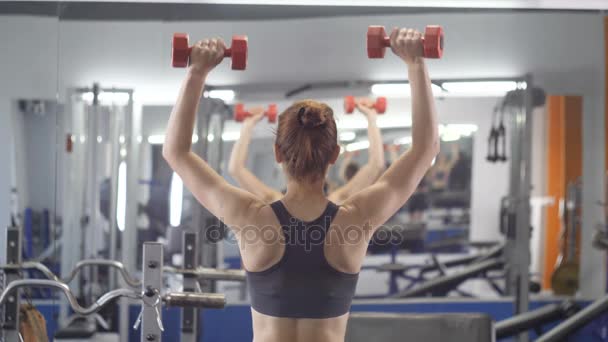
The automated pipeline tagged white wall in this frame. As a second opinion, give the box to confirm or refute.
[1,10,605,296]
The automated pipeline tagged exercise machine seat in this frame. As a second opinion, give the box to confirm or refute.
[346,312,493,342]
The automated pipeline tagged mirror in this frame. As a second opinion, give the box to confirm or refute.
[2,2,604,341]
[0,2,60,340]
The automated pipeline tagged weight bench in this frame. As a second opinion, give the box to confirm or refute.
[346,312,493,342]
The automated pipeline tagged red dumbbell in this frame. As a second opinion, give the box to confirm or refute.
[344,96,387,114]
[234,104,278,123]
[172,33,248,70]
[367,25,444,59]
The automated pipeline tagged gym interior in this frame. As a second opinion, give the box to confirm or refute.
[0,1,607,341]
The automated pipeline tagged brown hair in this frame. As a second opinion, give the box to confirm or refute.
[275,100,338,182]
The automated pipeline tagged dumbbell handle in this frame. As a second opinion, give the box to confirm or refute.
[241,108,272,116]
[184,46,233,58]
[379,36,428,56]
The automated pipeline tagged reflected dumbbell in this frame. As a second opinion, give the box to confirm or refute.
[172,33,248,70]
[344,96,387,114]
[367,25,444,59]
[234,103,278,123]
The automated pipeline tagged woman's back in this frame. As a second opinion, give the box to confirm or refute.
[245,196,364,342]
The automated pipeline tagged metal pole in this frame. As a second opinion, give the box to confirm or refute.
[181,232,199,342]
[511,74,534,342]
[108,101,123,290]
[141,242,163,342]
[121,90,139,342]
[2,227,22,342]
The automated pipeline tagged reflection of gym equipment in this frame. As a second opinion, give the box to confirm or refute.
[393,258,504,298]
[535,295,608,341]
[532,216,608,342]
[361,242,507,298]
[551,180,581,295]
[486,105,507,163]
[366,25,444,59]
[495,299,580,339]
[55,85,138,338]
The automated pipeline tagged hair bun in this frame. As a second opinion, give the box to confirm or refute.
[297,106,327,128]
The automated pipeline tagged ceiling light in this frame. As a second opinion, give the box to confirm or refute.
[339,131,356,142]
[147,135,165,145]
[346,140,370,152]
[442,81,525,96]
[371,83,443,97]
[222,131,241,141]
[394,136,412,145]
[208,89,235,103]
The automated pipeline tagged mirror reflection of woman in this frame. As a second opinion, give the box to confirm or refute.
[428,143,460,193]
[163,28,439,342]
[227,98,386,205]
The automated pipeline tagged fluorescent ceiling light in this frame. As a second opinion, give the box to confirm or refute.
[346,140,370,152]
[371,83,443,97]
[439,124,479,141]
[207,134,215,142]
[169,172,183,227]
[147,135,165,145]
[208,89,235,103]
[394,136,412,145]
[116,161,127,232]
[81,91,130,105]
[147,135,199,145]
[441,131,462,142]
[447,124,478,136]
[339,131,356,142]
[222,131,241,142]
[442,81,525,96]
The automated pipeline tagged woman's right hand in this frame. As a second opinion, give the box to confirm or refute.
[354,98,378,121]
[242,107,266,129]
[389,27,424,66]
[189,38,226,77]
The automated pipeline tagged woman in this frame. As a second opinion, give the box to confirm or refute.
[163,27,439,342]
[387,144,429,222]
[227,97,385,205]
[428,142,460,193]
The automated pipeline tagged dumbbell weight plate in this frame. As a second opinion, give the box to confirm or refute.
[367,26,388,59]
[344,96,356,114]
[234,103,248,122]
[423,26,444,59]
[229,35,248,70]
[375,97,387,114]
[172,33,191,68]
[267,104,278,123]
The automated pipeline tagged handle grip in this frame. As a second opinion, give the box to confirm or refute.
[163,292,226,309]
